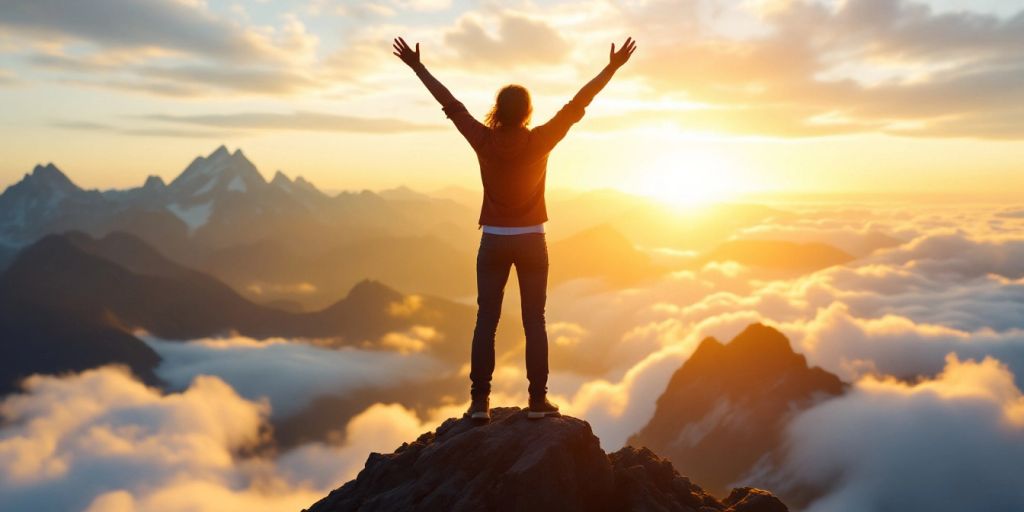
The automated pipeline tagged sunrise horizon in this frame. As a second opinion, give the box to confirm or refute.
[8,142,1022,209]
[2,1,1023,511]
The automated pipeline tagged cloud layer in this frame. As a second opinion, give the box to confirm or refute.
[4,196,1024,510]
[626,0,1024,138]
[0,365,457,512]
[143,336,447,418]
[782,354,1024,512]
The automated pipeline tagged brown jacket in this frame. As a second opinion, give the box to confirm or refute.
[441,100,585,226]
[412,61,617,227]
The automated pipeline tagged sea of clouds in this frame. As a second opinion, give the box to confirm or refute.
[2,203,1024,510]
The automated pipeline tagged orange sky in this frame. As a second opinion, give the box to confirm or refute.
[1,0,1022,202]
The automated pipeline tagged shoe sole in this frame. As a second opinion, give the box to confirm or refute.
[527,410,561,419]
[466,411,490,420]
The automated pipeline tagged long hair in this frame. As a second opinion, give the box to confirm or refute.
[484,85,532,130]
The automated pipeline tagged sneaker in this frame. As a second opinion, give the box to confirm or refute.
[527,397,560,419]
[465,397,490,421]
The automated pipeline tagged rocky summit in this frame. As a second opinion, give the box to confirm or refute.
[304,407,787,512]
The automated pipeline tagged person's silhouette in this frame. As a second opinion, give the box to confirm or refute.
[393,36,637,421]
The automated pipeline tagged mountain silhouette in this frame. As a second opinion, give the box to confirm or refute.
[0,146,490,303]
[629,324,845,498]
[0,230,494,392]
[549,190,794,253]
[0,146,829,308]
[305,407,788,512]
[201,233,475,311]
[549,223,665,285]
[0,230,480,343]
[0,162,110,247]
[700,239,854,273]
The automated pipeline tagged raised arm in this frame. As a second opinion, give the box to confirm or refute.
[392,37,457,107]
[534,37,637,149]
[392,37,486,148]
[571,37,638,108]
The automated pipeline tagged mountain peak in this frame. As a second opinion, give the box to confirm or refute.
[727,323,795,359]
[27,163,79,191]
[142,175,166,189]
[689,335,726,361]
[674,324,806,388]
[31,162,58,175]
[304,407,787,512]
[168,145,265,196]
[210,144,230,158]
[377,185,426,201]
[271,170,292,187]
[289,175,322,197]
[344,279,401,303]
[630,324,845,497]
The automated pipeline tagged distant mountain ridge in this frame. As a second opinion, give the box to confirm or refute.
[0,146,484,306]
[0,146,861,308]
[0,230,486,393]
[700,239,855,273]
[0,145,475,243]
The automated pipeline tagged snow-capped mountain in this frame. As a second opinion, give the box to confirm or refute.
[0,163,109,247]
[0,146,478,300]
[169,145,266,200]
[0,146,338,247]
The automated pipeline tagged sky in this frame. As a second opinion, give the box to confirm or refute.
[0,0,1022,201]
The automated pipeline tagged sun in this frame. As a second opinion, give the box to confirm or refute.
[630,150,742,209]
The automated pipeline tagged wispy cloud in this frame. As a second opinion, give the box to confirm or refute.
[143,111,444,134]
[0,0,272,60]
[2,0,320,96]
[626,0,1024,138]
[5,0,1022,139]
[444,12,571,68]
[0,68,17,86]
[51,119,233,138]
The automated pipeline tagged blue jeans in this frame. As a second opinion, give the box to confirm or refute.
[470,232,549,400]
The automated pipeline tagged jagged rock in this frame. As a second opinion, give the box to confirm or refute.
[723,487,788,512]
[629,323,845,497]
[304,407,787,512]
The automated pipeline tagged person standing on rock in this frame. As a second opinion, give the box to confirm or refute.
[393,36,637,421]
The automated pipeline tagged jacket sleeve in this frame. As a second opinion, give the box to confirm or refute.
[410,62,488,150]
[531,100,586,151]
[532,64,618,151]
[441,101,488,151]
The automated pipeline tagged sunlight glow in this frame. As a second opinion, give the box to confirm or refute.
[630,150,742,208]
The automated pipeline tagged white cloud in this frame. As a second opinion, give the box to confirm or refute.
[781,354,1024,512]
[8,202,1024,510]
[0,365,464,512]
[143,336,448,418]
[275,402,463,490]
[536,205,1024,451]
[444,12,571,67]
[0,366,314,511]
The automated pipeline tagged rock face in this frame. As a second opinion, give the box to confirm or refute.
[629,324,845,497]
[305,407,787,512]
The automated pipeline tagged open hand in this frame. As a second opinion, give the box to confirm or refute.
[392,37,421,68]
[609,37,637,69]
